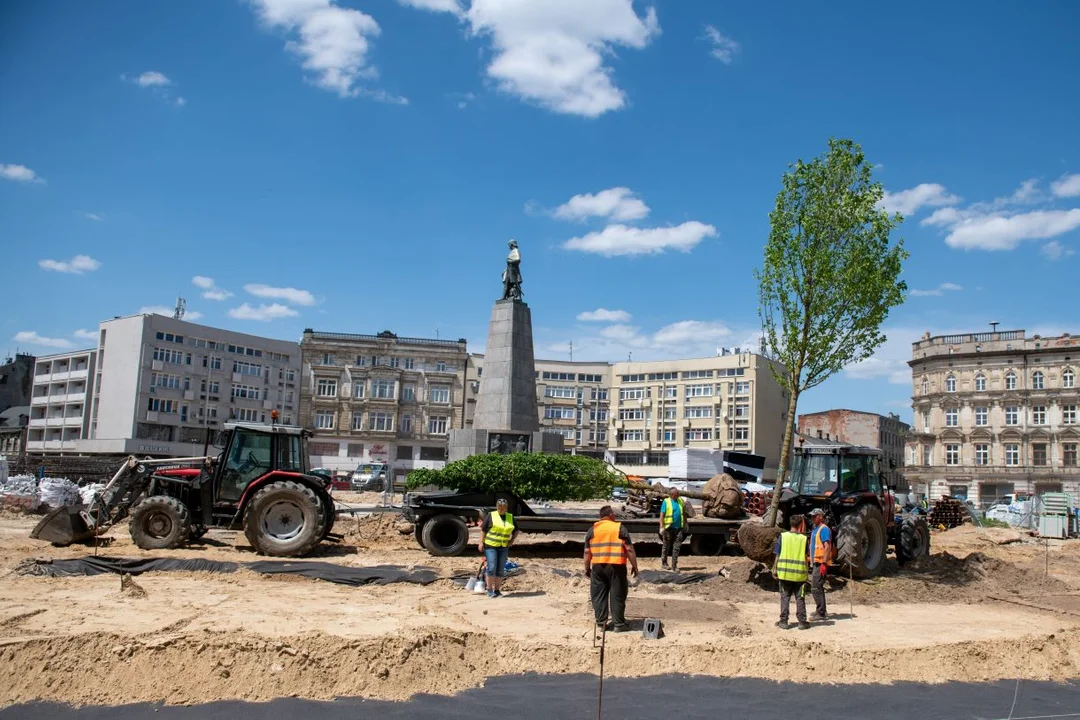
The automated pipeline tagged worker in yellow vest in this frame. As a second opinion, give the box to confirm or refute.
[478,498,517,598]
[659,487,690,572]
[584,505,639,632]
[772,514,811,630]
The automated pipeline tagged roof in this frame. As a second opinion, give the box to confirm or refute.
[0,406,30,428]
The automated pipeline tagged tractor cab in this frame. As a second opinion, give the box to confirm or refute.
[784,444,891,515]
[212,422,317,503]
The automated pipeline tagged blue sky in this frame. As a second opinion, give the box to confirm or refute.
[3,0,1079,423]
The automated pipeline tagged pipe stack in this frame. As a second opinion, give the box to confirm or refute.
[743,490,773,516]
[928,497,969,529]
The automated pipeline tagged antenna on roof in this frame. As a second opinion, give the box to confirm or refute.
[569,340,573,362]
[989,321,1000,333]
[174,296,186,320]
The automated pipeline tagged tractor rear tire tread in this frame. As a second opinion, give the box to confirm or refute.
[836,504,887,579]
[130,495,191,550]
[898,514,931,564]
[243,480,329,557]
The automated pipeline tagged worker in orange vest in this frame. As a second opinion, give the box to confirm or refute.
[807,508,832,621]
[584,505,639,632]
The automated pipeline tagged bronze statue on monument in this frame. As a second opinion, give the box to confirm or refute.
[501,239,523,301]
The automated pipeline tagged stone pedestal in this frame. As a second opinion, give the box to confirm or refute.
[472,300,540,432]
[448,428,564,462]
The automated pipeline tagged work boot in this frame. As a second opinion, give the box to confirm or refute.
[810,612,827,622]
[798,622,811,630]
[612,623,630,633]
[775,620,790,630]
[661,560,669,570]
[671,563,678,573]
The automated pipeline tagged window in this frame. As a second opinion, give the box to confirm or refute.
[285,369,296,383]
[147,398,177,413]
[546,386,577,399]
[661,386,677,399]
[592,409,610,421]
[155,332,184,344]
[1032,370,1044,390]
[975,406,988,426]
[402,384,416,402]
[736,381,751,395]
[734,403,750,418]
[685,384,713,398]
[619,388,647,401]
[233,360,262,377]
[1032,406,1046,425]
[404,357,415,370]
[945,444,960,466]
[354,383,365,399]
[621,374,647,383]
[151,372,181,389]
[1064,443,1078,467]
[201,380,220,395]
[1032,443,1047,467]
[546,407,576,420]
[975,444,989,466]
[401,414,412,433]
[592,388,609,401]
[578,373,603,383]
[234,407,262,422]
[921,412,930,432]
[975,374,986,392]
[620,429,644,442]
[660,408,676,421]
[153,347,184,364]
[662,429,677,442]
[368,412,394,432]
[388,357,401,369]
[427,416,448,435]
[945,408,958,427]
[1063,405,1077,425]
[231,384,261,399]
[945,375,957,392]
[1005,406,1019,425]
[351,411,364,430]
[682,370,713,380]
[354,355,368,367]
[315,411,334,429]
[320,353,334,366]
[316,379,337,397]
[1005,443,1020,466]
[203,355,223,370]
[429,385,450,404]
[1005,372,1017,390]
[1064,368,1076,389]
[734,427,749,440]
[543,371,575,381]
[435,361,448,372]
[922,446,932,466]
[371,379,395,399]
[684,407,712,418]
[618,408,644,420]
[686,429,712,441]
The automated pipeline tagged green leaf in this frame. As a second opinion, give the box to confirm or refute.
[405,453,622,502]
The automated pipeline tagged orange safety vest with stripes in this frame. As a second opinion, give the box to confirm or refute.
[811,524,831,564]
[589,519,627,565]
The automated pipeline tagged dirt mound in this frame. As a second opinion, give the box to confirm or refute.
[340,513,417,551]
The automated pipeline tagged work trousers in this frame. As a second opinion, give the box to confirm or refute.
[810,564,827,616]
[778,579,807,624]
[590,563,628,627]
[661,526,685,568]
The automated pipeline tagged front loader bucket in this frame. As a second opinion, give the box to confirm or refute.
[30,505,95,546]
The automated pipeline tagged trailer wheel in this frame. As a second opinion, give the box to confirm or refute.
[690,532,727,556]
[897,515,930,564]
[836,504,887,579]
[421,514,469,556]
[130,496,191,550]
[243,480,328,557]
[413,520,426,548]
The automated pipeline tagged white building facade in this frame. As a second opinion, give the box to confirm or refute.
[26,349,98,452]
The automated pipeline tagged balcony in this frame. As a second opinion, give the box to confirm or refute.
[31,395,50,406]
[29,418,47,428]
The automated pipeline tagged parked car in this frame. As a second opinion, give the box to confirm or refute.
[311,467,350,491]
[350,462,388,492]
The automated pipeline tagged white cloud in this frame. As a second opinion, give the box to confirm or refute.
[1040,240,1075,261]
[13,331,73,349]
[599,324,646,346]
[1051,173,1080,198]
[1,163,45,184]
[38,255,101,274]
[82,212,103,221]
[73,329,98,340]
[909,282,963,297]
[228,303,299,321]
[175,96,187,107]
[563,221,717,257]
[139,305,203,320]
[398,0,463,14]
[192,276,233,300]
[577,308,631,323]
[943,209,1080,251]
[704,25,740,64]
[653,320,731,346]
[136,71,171,87]
[554,187,649,222]
[250,0,388,100]
[544,317,748,363]
[879,183,960,216]
[845,327,923,385]
[244,283,316,306]
[454,91,477,109]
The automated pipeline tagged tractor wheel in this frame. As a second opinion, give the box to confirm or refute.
[836,504,887,579]
[243,481,328,557]
[897,515,931,564]
[130,496,191,550]
[690,532,727,556]
[420,514,469,556]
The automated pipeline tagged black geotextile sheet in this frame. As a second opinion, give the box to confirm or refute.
[637,569,711,585]
[14,556,439,586]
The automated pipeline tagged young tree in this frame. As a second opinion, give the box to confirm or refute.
[756,138,908,524]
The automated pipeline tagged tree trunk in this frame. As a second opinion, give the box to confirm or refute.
[765,388,800,526]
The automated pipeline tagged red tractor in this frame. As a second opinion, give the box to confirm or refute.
[32,423,335,557]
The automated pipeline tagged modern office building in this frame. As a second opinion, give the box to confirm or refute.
[797,409,910,489]
[904,329,1080,507]
[27,313,301,457]
[299,329,469,484]
[26,349,98,453]
[464,355,613,456]
[604,350,788,479]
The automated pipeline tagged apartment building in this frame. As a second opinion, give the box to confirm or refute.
[299,330,469,483]
[798,409,910,489]
[905,329,1080,507]
[0,353,35,416]
[26,349,97,452]
[25,314,301,457]
[605,351,788,479]
[464,355,613,456]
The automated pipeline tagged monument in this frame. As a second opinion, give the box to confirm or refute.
[448,240,564,461]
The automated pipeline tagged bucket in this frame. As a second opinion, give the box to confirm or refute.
[465,577,478,592]
[473,581,487,594]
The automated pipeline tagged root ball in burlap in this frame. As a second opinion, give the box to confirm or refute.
[736,522,782,564]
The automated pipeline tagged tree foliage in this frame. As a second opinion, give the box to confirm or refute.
[405,453,622,502]
[756,138,908,523]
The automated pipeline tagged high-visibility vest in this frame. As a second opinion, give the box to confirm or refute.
[776,531,809,582]
[589,519,627,565]
[661,497,687,529]
[811,524,830,564]
[484,512,514,548]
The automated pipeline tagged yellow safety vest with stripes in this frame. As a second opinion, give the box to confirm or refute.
[484,512,514,548]
[661,497,687,529]
[776,531,808,582]
[589,519,627,564]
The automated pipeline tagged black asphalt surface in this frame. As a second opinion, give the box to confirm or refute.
[3,675,1078,719]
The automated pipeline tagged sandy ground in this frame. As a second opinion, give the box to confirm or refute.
[1,506,1079,707]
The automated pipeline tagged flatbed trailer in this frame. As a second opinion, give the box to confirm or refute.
[403,489,748,556]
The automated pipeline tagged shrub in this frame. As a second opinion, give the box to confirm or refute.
[405,453,621,502]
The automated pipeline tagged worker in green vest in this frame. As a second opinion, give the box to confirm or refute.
[478,498,517,598]
[659,487,690,572]
[772,514,811,630]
